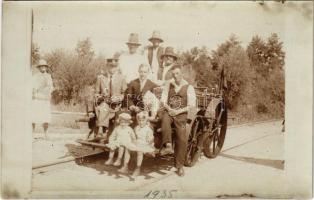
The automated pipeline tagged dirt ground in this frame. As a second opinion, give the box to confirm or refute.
[31,120,285,198]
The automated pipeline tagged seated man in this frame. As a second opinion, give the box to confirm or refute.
[125,63,159,122]
[159,64,196,177]
[94,58,127,136]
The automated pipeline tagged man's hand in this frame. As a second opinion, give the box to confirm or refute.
[111,95,122,102]
[130,105,141,113]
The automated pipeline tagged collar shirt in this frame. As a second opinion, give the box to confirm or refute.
[162,63,174,82]
[160,78,196,108]
[150,48,159,81]
[119,52,147,84]
[139,78,148,91]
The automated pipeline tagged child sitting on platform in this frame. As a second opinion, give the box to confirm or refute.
[132,111,156,177]
[105,112,137,173]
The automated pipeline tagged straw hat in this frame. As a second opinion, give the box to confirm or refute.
[126,33,141,46]
[36,59,49,68]
[148,30,163,43]
[161,47,178,60]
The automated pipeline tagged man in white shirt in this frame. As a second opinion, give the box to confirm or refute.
[144,31,164,82]
[159,64,196,176]
[119,33,147,84]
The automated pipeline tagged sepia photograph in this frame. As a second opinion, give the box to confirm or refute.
[1,1,313,199]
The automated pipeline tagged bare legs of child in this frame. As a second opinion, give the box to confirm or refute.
[105,146,130,174]
[132,152,143,177]
[118,148,130,173]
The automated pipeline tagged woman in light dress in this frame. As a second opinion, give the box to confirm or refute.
[32,59,54,139]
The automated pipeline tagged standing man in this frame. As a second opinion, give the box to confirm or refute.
[32,59,54,139]
[95,58,127,135]
[145,30,164,82]
[159,64,196,176]
[119,33,146,84]
[157,47,178,85]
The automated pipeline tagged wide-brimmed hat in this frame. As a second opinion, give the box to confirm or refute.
[149,30,163,43]
[36,59,49,68]
[126,33,141,46]
[161,47,178,60]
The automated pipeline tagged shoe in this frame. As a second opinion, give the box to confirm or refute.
[176,167,185,177]
[159,145,174,156]
[132,167,141,177]
[105,158,114,165]
[118,165,129,174]
[113,159,122,166]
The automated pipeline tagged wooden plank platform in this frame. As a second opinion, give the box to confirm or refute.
[76,139,110,151]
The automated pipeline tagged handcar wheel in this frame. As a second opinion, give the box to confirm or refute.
[203,102,228,158]
[184,118,202,167]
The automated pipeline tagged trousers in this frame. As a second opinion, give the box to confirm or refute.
[161,111,188,168]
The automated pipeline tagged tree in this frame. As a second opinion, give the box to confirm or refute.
[246,34,285,117]
[181,46,213,87]
[247,35,268,77]
[75,38,95,63]
[210,35,252,110]
[45,39,98,104]
[265,33,285,71]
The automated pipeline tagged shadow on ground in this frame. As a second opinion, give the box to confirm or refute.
[64,143,174,181]
[219,153,284,170]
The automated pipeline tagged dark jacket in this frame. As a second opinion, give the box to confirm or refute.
[125,78,158,109]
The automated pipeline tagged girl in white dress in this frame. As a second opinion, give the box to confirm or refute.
[132,111,156,177]
[105,112,137,173]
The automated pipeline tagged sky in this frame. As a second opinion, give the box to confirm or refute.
[32,1,312,57]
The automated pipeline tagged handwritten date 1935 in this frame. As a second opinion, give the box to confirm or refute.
[144,190,178,199]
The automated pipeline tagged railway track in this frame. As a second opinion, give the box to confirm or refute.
[32,118,282,171]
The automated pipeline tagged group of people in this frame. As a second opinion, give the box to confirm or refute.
[31,30,197,177]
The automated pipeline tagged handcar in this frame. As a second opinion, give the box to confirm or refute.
[76,74,228,167]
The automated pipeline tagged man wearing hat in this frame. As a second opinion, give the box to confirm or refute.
[156,46,178,85]
[94,58,127,136]
[119,33,146,84]
[144,30,164,82]
[32,59,54,139]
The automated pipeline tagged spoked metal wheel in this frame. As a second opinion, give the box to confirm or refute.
[184,117,203,167]
[203,102,228,158]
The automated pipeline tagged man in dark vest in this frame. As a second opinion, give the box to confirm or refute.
[156,46,178,86]
[145,30,164,83]
[159,64,196,176]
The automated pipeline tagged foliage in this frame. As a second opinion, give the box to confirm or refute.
[34,33,285,121]
[246,33,285,117]
[44,38,100,104]
[31,43,40,66]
